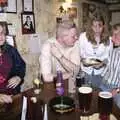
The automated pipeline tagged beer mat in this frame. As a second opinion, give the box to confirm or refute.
[80,113,117,120]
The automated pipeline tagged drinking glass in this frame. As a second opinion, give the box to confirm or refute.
[68,67,79,94]
[78,86,93,114]
[98,91,113,120]
[76,71,85,87]
[33,78,42,94]
[68,75,76,94]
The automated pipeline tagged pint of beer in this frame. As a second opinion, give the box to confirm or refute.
[78,86,93,113]
[98,91,113,120]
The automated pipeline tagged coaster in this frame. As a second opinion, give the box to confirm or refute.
[80,113,117,120]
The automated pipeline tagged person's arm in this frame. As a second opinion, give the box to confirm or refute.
[7,46,26,88]
[0,94,12,103]
[40,42,54,82]
[51,43,80,73]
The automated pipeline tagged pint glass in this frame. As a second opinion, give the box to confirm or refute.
[98,91,113,119]
[78,86,93,113]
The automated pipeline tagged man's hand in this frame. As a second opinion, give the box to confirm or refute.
[7,76,21,88]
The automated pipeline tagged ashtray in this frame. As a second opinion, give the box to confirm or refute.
[49,96,75,114]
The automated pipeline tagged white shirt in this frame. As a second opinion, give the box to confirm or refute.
[79,32,113,75]
[40,37,80,82]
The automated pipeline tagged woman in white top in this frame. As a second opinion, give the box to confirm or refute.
[79,15,113,88]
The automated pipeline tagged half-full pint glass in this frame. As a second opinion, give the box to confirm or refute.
[78,86,93,113]
[98,91,113,118]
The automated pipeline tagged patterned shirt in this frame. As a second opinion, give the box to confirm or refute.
[102,47,120,88]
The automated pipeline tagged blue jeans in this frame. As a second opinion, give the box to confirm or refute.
[84,73,102,89]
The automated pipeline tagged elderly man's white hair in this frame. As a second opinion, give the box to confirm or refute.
[56,20,76,38]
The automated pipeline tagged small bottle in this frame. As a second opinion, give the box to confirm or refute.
[56,70,64,96]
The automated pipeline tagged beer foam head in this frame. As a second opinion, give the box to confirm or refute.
[99,91,112,98]
[78,86,92,94]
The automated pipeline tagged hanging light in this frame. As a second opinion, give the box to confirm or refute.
[62,0,72,12]
[65,0,72,3]
[57,0,73,19]
[62,2,71,11]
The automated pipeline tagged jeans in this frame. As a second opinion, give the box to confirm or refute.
[84,73,102,89]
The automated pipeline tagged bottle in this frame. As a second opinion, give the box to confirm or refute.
[76,71,85,87]
[56,70,64,96]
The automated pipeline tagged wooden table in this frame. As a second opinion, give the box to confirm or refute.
[0,83,120,120]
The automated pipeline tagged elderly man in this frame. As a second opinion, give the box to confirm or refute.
[40,20,80,86]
